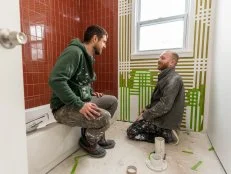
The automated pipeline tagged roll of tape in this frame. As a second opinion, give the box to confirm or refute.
[127,165,137,174]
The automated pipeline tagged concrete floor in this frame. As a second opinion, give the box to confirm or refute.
[48,121,226,174]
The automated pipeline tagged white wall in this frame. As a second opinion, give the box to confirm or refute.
[207,0,231,173]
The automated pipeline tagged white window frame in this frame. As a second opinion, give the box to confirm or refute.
[131,0,195,59]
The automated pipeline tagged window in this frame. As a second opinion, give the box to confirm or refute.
[131,0,194,58]
[30,24,45,60]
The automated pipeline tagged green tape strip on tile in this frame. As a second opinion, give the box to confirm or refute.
[191,161,203,171]
[182,150,194,154]
[208,146,214,151]
[70,154,88,174]
[148,151,155,160]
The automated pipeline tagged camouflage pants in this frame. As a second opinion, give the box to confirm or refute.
[127,119,173,143]
[53,95,118,145]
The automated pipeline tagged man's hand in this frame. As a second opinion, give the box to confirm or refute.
[136,113,144,121]
[92,92,103,98]
[135,109,145,121]
[79,102,101,120]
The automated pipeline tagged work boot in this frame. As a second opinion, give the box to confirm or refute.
[79,137,106,158]
[98,134,115,149]
[162,129,180,145]
[81,128,86,137]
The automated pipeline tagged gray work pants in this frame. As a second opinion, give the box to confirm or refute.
[53,95,118,144]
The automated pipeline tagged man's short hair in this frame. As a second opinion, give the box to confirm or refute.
[83,25,108,43]
[171,51,179,64]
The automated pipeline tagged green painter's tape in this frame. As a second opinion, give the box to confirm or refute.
[208,146,214,151]
[191,161,203,171]
[148,152,153,160]
[70,159,78,174]
[70,154,88,174]
[182,150,194,154]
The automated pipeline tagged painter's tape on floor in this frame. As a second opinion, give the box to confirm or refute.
[208,146,214,151]
[182,150,194,154]
[70,154,88,174]
[191,161,203,171]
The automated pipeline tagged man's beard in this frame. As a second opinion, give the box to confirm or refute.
[158,62,169,70]
[93,46,101,55]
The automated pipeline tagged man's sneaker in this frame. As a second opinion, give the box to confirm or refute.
[171,130,180,145]
[79,137,106,158]
[98,138,115,149]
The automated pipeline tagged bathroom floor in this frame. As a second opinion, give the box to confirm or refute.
[48,121,225,174]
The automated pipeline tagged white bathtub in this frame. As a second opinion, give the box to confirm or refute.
[25,104,81,174]
[25,104,119,174]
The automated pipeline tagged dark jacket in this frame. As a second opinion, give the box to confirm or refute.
[142,68,185,130]
[49,39,95,111]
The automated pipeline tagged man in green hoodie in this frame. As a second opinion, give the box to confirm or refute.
[49,25,118,158]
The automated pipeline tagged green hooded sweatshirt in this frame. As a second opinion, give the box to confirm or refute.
[49,39,95,112]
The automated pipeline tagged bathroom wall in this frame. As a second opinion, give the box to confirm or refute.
[119,0,212,131]
[207,0,231,173]
[79,0,118,97]
[20,0,118,109]
[20,0,81,108]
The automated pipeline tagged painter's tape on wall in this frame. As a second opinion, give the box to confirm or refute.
[118,0,212,132]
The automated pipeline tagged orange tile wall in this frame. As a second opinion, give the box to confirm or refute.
[20,0,118,109]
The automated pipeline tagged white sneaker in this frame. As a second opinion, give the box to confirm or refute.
[171,130,179,145]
